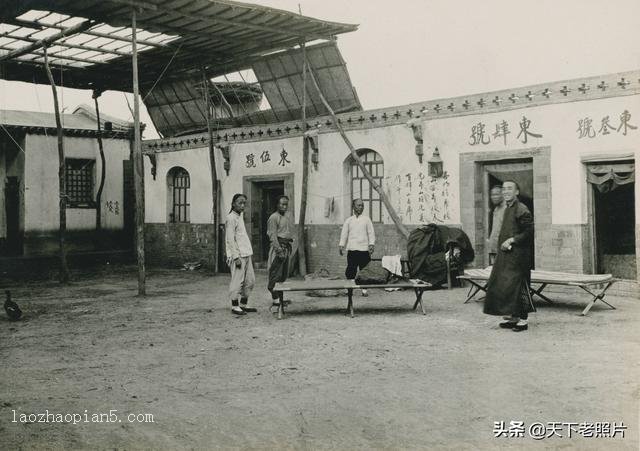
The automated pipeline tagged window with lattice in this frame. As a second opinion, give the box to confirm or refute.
[65,158,95,208]
[168,167,190,223]
[350,150,384,223]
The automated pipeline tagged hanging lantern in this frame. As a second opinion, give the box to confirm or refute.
[304,129,320,170]
[406,118,424,163]
[415,141,424,163]
[428,147,444,178]
[216,145,231,175]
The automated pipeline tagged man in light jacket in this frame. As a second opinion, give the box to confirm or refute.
[339,198,375,295]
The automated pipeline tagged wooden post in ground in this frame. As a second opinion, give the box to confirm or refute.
[305,65,409,239]
[201,68,219,273]
[43,46,70,283]
[131,9,146,295]
[297,44,309,277]
[93,90,106,233]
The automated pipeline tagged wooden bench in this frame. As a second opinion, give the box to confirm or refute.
[272,279,431,319]
[458,267,617,316]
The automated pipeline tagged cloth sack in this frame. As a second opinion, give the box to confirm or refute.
[355,261,390,285]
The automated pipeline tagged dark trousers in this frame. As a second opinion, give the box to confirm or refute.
[268,239,292,300]
[345,250,371,280]
[516,279,532,320]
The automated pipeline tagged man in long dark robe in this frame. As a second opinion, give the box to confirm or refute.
[483,180,535,331]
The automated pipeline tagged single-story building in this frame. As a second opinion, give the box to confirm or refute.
[0,105,134,265]
[142,70,640,284]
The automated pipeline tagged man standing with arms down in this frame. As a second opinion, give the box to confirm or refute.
[267,195,294,305]
[339,198,375,296]
[225,194,256,316]
[487,185,506,265]
[483,180,535,331]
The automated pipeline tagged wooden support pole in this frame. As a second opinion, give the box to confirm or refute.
[132,9,146,296]
[43,47,70,283]
[202,69,219,273]
[297,43,309,277]
[306,67,410,239]
[93,91,106,233]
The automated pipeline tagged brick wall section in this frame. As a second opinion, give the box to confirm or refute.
[306,224,410,276]
[145,223,215,269]
[305,223,460,277]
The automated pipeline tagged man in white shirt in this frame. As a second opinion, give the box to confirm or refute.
[339,198,375,295]
[225,193,256,315]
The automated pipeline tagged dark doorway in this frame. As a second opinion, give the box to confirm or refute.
[5,176,22,256]
[592,181,636,279]
[258,182,284,261]
[484,160,534,267]
[243,173,295,268]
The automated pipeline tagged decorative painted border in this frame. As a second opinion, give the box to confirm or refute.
[143,70,640,154]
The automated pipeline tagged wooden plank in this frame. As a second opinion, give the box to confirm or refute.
[274,281,429,291]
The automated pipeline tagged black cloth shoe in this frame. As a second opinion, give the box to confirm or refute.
[499,321,517,329]
[512,323,528,332]
[241,306,257,313]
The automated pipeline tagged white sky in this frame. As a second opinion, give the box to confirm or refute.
[1,0,639,139]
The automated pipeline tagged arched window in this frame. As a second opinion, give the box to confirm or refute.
[350,149,383,222]
[167,167,190,223]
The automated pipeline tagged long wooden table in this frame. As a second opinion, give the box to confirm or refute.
[272,279,431,319]
[458,268,617,316]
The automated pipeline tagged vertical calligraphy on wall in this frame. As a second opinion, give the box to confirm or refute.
[384,171,452,224]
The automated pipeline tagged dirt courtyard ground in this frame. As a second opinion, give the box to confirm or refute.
[1,266,638,450]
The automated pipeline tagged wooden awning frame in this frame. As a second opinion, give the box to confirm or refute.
[0,0,358,92]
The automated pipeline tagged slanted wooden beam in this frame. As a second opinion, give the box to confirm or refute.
[0,19,95,62]
[306,65,410,239]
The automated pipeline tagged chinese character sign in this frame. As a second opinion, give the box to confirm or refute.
[576,110,637,139]
[244,146,293,169]
[468,116,542,146]
[384,171,452,224]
